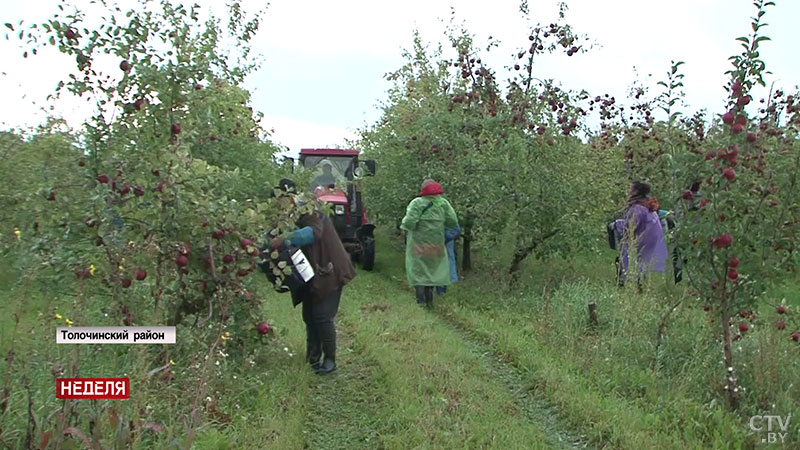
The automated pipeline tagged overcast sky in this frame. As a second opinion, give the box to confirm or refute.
[1,0,798,154]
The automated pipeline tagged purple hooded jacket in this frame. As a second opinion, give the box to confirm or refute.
[615,203,668,280]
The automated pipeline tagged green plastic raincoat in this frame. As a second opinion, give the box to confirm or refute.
[400,195,459,287]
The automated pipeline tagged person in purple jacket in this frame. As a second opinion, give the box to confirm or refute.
[615,181,668,288]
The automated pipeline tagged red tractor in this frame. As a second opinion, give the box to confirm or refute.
[298,148,376,270]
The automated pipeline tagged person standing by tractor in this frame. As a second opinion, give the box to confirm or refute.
[401,179,459,308]
[268,179,356,374]
[616,181,668,288]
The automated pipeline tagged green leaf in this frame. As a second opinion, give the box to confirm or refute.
[4,23,13,31]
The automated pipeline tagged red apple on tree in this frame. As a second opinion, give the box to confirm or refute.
[176,254,189,267]
[722,167,735,181]
[777,305,787,314]
[777,320,786,330]
[135,269,147,281]
[121,278,132,288]
[713,234,733,249]
[722,111,734,125]
[119,60,131,72]
[256,321,271,334]
[738,322,749,333]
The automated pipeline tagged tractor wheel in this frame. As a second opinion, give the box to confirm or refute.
[361,237,375,271]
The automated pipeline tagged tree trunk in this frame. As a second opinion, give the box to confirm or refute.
[461,228,472,272]
[508,229,560,277]
[509,245,534,276]
[587,302,598,327]
[720,293,739,410]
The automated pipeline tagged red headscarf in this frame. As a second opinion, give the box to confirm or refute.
[419,181,443,197]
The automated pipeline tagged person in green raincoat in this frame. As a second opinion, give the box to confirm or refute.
[400,179,459,308]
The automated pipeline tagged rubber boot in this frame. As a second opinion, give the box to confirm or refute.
[314,321,337,374]
[415,286,427,306]
[425,286,434,309]
[306,324,322,371]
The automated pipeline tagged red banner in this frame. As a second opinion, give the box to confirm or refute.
[56,378,130,399]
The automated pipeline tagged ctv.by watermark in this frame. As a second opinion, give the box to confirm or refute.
[749,414,792,445]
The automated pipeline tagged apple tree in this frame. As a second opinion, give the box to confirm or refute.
[2,0,303,445]
[666,0,800,409]
[360,7,618,276]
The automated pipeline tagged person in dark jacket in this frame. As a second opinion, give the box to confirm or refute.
[269,179,356,374]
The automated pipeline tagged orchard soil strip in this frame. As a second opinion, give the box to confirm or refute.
[434,308,591,450]
[304,307,390,450]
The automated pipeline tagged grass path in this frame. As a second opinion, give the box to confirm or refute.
[304,309,392,449]
[290,246,590,449]
[2,232,777,449]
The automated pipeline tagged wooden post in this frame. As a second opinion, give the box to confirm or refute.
[588,301,598,327]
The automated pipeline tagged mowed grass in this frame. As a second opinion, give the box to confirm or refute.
[2,230,798,449]
[374,235,800,449]
[0,247,566,449]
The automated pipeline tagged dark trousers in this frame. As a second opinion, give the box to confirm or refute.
[302,288,341,365]
[415,286,433,307]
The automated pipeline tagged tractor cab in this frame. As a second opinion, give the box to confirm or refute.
[299,148,377,270]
